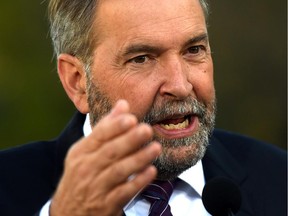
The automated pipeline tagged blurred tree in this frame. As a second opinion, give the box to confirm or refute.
[0,0,75,149]
[209,1,286,149]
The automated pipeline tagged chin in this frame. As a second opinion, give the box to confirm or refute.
[153,144,207,181]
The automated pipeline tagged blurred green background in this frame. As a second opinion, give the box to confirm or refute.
[0,0,286,150]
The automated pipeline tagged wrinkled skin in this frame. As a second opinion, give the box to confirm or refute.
[52,0,215,215]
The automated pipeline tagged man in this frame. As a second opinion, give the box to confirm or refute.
[0,0,286,215]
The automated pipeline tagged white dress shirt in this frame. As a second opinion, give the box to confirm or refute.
[40,114,211,215]
[124,161,210,216]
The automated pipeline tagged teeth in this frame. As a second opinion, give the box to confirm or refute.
[160,119,189,130]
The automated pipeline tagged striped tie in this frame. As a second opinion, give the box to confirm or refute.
[141,180,176,216]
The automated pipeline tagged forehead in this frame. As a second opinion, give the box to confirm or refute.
[94,0,206,46]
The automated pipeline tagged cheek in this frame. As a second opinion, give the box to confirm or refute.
[91,57,160,120]
[191,63,215,102]
[106,75,160,120]
[124,81,159,119]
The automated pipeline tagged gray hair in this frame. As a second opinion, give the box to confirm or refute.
[48,0,209,67]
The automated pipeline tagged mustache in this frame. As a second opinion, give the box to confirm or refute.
[142,97,207,125]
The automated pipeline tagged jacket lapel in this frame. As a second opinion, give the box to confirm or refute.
[53,111,86,189]
[202,135,247,184]
[202,134,254,216]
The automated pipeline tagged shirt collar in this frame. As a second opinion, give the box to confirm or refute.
[178,160,206,196]
[83,113,92,137]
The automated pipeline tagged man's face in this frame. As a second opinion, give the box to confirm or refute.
[87,0,215,180]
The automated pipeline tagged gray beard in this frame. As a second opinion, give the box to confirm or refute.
[151,123,211,180]
[142,98,215,180]
[87,76,216,181]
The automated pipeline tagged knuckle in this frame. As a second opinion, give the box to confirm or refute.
[103,145,119,160]
[110,163,128,180]
[64,153,92,178]
[134,148,151,165]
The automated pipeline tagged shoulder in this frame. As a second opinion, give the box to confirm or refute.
[212,129,286,161]
[0,140,58,184]
[210,129,287,215]
[0,139,57,165]
[210,129,287,183]
[0,140,58,215]
[0,111,85,170]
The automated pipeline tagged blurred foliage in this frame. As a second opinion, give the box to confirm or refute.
[0,0,286,150]
[208,1,287,150]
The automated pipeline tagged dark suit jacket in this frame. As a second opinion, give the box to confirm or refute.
[0,112,286,216]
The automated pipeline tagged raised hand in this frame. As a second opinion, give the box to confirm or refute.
[50,100,161,216]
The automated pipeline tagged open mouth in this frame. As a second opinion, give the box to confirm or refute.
[152,114,199,139]
[159,115,190,130]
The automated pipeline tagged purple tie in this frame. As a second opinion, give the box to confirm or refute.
[141,180,176,216]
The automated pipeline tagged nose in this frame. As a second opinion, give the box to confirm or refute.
[158,57,193,100]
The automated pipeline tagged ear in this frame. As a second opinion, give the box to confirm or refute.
[57,54,89,114]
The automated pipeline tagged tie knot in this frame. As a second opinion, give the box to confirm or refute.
[142,180,175,202]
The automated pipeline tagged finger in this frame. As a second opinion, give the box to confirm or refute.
[90,99,136,142]
[73,100,138,153]
[90,123,153,168]
[107,165,158,209]
[107,99,130,118]
[66,123,155,183]
[84,113,138,152]
[94,141,161,192]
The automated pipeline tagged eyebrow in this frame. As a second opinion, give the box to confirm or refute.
[120,33,209,58]
[122,44,162,57]
[183,33,209,48]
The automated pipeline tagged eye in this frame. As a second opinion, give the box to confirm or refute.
[187,45,205,54]
[129,55,148,64]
